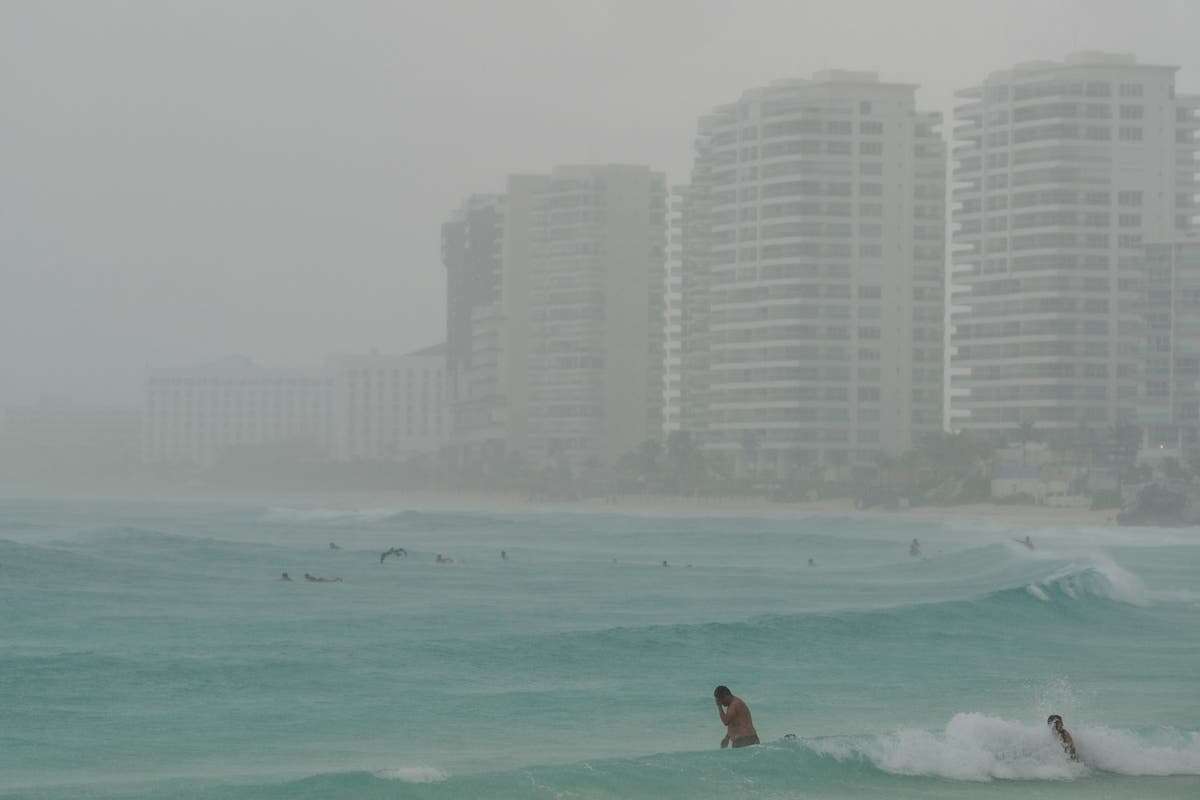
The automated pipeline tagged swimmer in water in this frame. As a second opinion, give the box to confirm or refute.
[380,547,408,564]
[662,560,670,568]
[501,550,507,560]
[1014,535,1034,550]
[435,554,454,564]
[714,685,759,748]
[909,538,921,558]
[808,558,816,567]
[304,573,342,583]
[280,571,292,581]
[1047,714,1077,760]
[329,542,341,550]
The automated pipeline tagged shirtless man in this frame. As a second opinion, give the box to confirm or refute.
[714,685,759,748]
[1047,714,1078,761]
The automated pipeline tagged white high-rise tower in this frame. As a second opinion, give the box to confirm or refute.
[949,52,1199,443]
[683,71,946,478]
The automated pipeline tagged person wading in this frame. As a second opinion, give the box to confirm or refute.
[714,685,759,748]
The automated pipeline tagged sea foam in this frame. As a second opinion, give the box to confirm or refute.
[372,765,449,783]
[1025,554,1150,606]
[807,713,1200,781]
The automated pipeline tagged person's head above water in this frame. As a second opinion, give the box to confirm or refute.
[714,685,733,706]
[1047,714,1064,731]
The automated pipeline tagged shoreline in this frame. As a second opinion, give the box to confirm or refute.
[2,485,1117,528]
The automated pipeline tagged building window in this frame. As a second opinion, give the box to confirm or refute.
[1118,190,1143,207]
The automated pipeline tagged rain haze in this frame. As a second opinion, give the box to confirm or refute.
[4,3,1200,800]
[3,0,1199,403]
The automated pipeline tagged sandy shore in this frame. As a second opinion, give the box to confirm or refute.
[5,483,1117,528]
[251,489,1117,529]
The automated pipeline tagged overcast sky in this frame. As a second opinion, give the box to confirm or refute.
[2,0,1198,405]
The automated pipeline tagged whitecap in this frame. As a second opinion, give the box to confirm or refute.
[807,713,1200,781]
[373,766,449,783]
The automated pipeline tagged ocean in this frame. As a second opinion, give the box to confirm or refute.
[2,495,1199,799]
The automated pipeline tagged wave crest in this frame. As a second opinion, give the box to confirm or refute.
[1025,555,1149,606]
[372,765,448,783]
[806,713,1200,781]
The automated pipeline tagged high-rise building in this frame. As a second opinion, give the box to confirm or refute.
[662,185,687,435]
[683,71,946,478]
[443,165,667,471]
[142,357,333,465]
[1140,236,1200,448]
[442,195,508,466]
[949,52,1200,443]
[523,165,667,467]
[328,346,448,461]
[677,169,715,443]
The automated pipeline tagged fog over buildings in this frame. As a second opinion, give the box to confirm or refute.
[4,1,1200,497]
[949,52,1198,441]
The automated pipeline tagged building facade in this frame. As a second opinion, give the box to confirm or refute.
[522,164,667,467]
[662,185,687,435]
[949,52,1200,442]
[142,357,333,465]
[328,346,448,461]
[683,71,946,478]
[442,195,508,466]
[1140,237,1200,448]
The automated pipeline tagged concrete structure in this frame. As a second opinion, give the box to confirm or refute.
[949,52,1200,442]
[523,164,667,467]
[676,178,715,441]
[328,345,448,461]
[1140,237,1200,448]
[443,165,667,471]
[142,357,333,465]
[662,185,687,435]
[683,71,946,478]
[442,195,508,465]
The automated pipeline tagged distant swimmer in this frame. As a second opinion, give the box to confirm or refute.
[280,571,292,581]
[1014,535,1035,550]
[501,550,508,560]
[304,573,342,583]
[909,538,922,558]
[808,558,816,567]
[714,685,759,748]
[1047,714,1078,761]
[380,547,408,564]
[435,554,454,564]
[662,560,670,568]
[329,542,341,550]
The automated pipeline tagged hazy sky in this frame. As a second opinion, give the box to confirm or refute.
[3,0,1198,405]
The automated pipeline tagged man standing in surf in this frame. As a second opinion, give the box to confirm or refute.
[714,685,759,748]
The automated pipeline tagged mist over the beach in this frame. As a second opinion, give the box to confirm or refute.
[4,2,1200,799]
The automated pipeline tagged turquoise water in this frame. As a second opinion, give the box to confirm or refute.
[2,496,1199,799]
